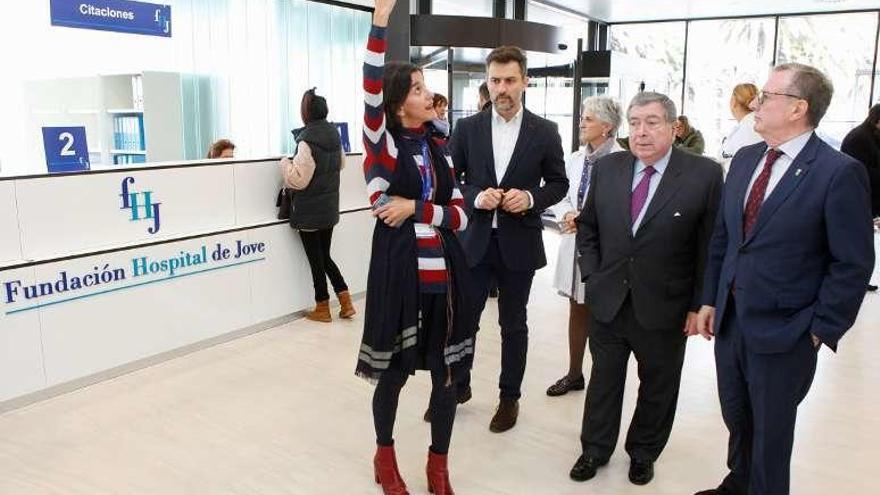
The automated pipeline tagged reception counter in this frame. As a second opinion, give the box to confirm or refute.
[0,155,372,409]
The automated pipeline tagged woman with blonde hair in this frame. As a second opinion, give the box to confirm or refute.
[719,83,763,168]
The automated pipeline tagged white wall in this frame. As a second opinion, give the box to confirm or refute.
[0,182,21,264]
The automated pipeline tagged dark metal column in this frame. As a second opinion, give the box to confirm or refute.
[386,0,410,62]
[447,47,455,127]
[771,16,780,66]
[493,0,506,19]
[587,22,598,50]
[513,0,526,20]
[572,37,583,152]
[869,11,879,106]
[680,21,689,114]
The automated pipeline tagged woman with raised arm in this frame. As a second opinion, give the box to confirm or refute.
[356,1,476,493]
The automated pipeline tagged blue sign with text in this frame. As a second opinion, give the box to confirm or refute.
[42,126,91,174]
[50,0,171,37]
[333,122,352,153]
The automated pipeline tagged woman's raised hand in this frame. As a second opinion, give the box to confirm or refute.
[373,0,397,26]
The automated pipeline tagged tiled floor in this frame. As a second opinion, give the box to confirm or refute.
[0,233,877,494]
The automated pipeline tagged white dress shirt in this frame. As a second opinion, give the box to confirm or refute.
[492,105,524,181]
[477,106,532,227]
[743,130,812,208]
[631,146,672,234]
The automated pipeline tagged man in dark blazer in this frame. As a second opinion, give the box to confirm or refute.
[695,64,875,495]
[841,103,880,292]
[570,92,723,486]
[450,45,568,433]
[841,103,880,218]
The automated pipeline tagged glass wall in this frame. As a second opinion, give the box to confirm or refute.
[0,0,371,177]
[528,76,576,151]
[608,22,686,138]
[777,13,878,147]
[610,10,880,155]
[684,18,775,158]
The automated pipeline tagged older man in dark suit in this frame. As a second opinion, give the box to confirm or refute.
[570,92,723,486]
[694,63,875,495]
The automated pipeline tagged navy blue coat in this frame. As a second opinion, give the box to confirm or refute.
[702,133,875,353]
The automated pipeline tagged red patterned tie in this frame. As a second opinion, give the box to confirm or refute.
[743,148,782,237]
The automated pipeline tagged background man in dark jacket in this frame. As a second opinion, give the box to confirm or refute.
[841,103,880,291]
[841,103,880,218]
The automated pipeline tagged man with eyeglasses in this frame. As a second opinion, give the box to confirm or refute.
[694,63,875,495]
[569,92,723,486]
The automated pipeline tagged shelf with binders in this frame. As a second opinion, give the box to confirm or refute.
[112,154,147,165]
[110,112,146,161]
[107,109,144,115]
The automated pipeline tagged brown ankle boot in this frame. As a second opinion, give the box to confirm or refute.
[337,290,356,319]
[374,444,409,494]
[426,450,454,494]
[305,300,331,323]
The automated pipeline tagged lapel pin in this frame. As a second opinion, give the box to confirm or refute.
[795,168,802,176]
[674,211,682,217]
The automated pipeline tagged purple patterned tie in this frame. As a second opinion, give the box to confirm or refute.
[576,155,592,207]
[631,165,656,225]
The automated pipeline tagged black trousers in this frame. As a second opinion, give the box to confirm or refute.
[298,228,348,302]
[581,296,687,462]
[461,235,535,400]
[373,294,458,454]
[715,297,817,495]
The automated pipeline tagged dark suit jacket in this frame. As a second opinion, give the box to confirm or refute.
[450,108,568,271]
[840,123,880,216]
[702,134,875,353]
[576,147,723,331]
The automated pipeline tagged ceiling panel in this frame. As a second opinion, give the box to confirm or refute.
[540,0,880,23]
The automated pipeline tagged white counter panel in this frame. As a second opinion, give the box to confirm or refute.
[28,233,254,386]
[0,266,47,401]
[233,161,285,226]
[0,156,372,407]
[0,182,22,264]
[233,155,369,227]
[247,211,373,324]
[339,154,370,212]
[15,166,236,260]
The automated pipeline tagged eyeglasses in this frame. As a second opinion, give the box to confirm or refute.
[755,90,803,106]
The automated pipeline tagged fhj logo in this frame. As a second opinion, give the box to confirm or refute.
[119,176,161,234]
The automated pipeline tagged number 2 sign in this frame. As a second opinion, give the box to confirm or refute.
[42,126,91,173]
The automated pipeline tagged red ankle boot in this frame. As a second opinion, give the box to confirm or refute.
[426,450,454,495]
[373,444,409,495]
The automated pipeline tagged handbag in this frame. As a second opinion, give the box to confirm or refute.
[276,187,291,220]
